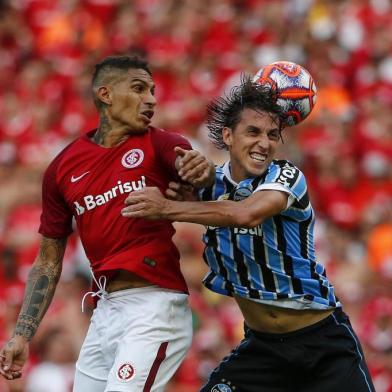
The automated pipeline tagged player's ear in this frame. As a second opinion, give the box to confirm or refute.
[222,127,233,148]
[96,86,112,106]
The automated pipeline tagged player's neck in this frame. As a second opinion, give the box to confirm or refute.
[93,119,144,148]
[93,128,129,147]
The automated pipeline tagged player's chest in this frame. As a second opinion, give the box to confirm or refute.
[215,177,257,202]
[59,144,157,204]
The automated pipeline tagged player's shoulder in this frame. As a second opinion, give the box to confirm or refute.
[44,132,89,175]
[269,159,304,176]
[266,159,306,188]
[149,126,191,150]
[271,159,300,170]
[46,139,79,169]
[149,126,189,141]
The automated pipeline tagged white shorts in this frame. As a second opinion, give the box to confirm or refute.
[73,286,193,392]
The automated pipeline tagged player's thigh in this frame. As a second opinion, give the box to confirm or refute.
[200,336,289,392]
[301,354,374,392]
[74,314,110,391]
[105,291,192,392]
[301,312,375,392]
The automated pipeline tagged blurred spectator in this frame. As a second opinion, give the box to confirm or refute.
[25,329,76,392]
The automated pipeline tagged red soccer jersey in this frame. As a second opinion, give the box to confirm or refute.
[39,126,192,293]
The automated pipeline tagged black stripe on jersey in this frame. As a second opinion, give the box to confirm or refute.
[251,177,261,189]
[252,236,277,293]
[309,260,329,300]
[223,177,235,193]
[205,227,217,246]
[203,271,215,285]
[303,294,314,301]
[299,212,313,259]
[200,185,213,201]
[277,293,289,299]
[203,270,235,296]
[273,216,303,294]
[291,192,310,209]
[204,230,233,293]
[251,172,268,190]
[229,228,260,298]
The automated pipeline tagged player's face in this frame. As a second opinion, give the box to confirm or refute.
[223,108,280,182]
[109,68,156,133]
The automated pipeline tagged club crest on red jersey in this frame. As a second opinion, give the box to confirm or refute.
[122,149,144,168]
[117,362,135,382]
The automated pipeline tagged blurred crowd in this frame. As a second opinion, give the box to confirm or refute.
[0,0,392,391]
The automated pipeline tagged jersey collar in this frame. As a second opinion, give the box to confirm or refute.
[222,161,238,186]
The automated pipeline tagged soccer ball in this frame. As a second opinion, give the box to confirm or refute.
[253,61,317,126]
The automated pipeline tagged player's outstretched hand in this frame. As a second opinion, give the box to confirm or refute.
[175,147,215,188]
[122,187,168,219]
[0,336,29,380]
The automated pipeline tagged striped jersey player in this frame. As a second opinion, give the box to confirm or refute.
[200,159,340,310]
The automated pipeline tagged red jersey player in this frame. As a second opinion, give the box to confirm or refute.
[0,55,214,391]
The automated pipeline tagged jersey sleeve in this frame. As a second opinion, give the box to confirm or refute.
[153,129,192,179]
[38,158,73,238]
[255,161,310,219]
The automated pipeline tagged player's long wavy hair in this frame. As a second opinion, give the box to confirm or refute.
[207,75,286,150]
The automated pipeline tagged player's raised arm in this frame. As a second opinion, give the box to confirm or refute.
[0,235,67,380]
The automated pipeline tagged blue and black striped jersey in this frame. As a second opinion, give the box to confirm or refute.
[199,160,341,310]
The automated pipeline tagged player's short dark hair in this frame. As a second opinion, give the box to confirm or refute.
[207,75,285,150]
[92,54,152,109]
[92,54,151,85]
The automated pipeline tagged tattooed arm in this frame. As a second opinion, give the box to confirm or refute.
[0,235,67,380]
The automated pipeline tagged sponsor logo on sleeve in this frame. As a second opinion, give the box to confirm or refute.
[276,162,298,188]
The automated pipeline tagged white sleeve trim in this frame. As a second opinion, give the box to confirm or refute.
[254,183,295,209]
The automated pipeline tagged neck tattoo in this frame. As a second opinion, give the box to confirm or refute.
[94,115,111,145]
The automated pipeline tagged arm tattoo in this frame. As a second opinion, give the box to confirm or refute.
[14,237,66,341]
